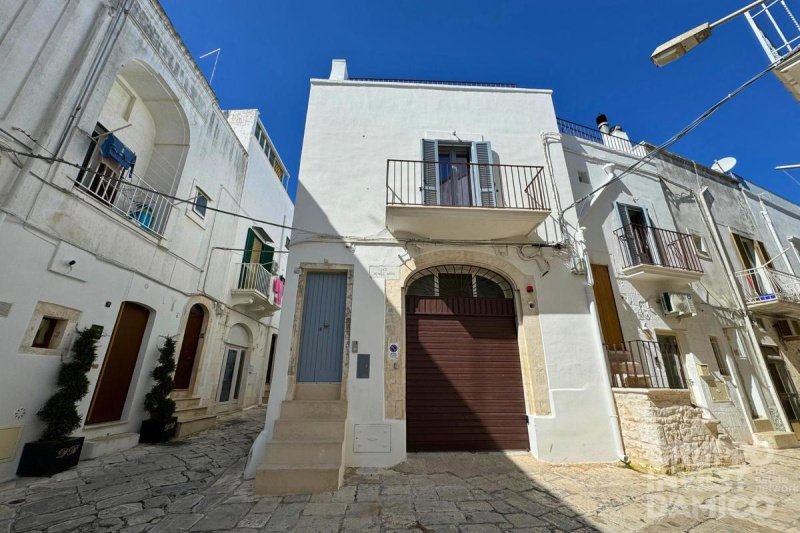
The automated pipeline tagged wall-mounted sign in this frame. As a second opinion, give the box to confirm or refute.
[369,265,399,280]
[387,342,400,360]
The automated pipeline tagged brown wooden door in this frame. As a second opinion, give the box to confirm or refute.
[405,295,528,452]
[174,304,204,390]
[590,264,624,347]
[86,302,150,425]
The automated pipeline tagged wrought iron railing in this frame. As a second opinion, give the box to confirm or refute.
[74,171,173,237]
[605,340,688,389]
[614,224,703,273]
[735,266,800,306]
[349,77,517,88]
[386,160,549,211]
[235,262,274,301]
[556,118,647,156]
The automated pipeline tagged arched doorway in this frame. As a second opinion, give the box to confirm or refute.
[87,302,151,425]
[405,265,529,452]
[217,324,251,405]
[174,304,205,390]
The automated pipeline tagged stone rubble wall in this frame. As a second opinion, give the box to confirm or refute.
[613,388,744,474]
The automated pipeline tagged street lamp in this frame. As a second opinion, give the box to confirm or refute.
[651,0,770,66]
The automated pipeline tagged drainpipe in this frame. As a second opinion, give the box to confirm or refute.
[582,244,629,464]
[694,187,791,432]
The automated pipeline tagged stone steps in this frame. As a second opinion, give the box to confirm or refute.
[274,418,346,441]
[255,464,343,495]
[753,418,774,433]
[176,414,216,438]
[294,383,341,401]
[280,400,347,419]
[173,396,201,410]
[170,389,193,400]
[255,387,347,495]
[80,432,140,460]
[175,405,208,419]
[753,431,800,449]
[264,440,344,467]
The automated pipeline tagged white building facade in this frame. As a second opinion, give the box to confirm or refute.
[248,60,629,493]
[0,0,292,481]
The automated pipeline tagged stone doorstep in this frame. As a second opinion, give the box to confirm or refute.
[175,414,217,438]
[80,432,140,460]
[255,464,343,495]
[753,430,800,449]
[172,396,201,410]
[753,418,775,433]
[263,439,344,467]
[279,400,347,419]
[175,405,209,420]
[273,418,347,441]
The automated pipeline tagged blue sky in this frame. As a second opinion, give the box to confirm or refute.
[161,0,800,203]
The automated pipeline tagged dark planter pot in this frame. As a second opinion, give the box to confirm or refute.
[16,437,84,477]
[139,417,178,443]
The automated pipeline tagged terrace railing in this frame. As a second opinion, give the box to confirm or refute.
[386,160,549,211]
[557,118,647,156]
[614,224,703,273]
[605,340,688,389]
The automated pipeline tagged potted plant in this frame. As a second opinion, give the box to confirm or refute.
[17,325,103,476]
[139,336,178,443]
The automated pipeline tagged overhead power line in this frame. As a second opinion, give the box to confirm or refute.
[560,59,780,217]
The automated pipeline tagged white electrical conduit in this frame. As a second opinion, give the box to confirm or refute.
[583,249,629,465]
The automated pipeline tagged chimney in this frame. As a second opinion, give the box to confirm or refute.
[610,125,630,142]
[596,113,610,134]
[329,59,348,81]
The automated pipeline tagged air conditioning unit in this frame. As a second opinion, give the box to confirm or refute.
[661,292,696,317]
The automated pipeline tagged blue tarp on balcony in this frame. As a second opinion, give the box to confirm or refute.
[100,134,137,170]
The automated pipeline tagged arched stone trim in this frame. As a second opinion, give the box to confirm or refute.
[383,249,551,420]
[173,296,213,396]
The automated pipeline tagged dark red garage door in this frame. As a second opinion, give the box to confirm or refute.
[406,295,529,452]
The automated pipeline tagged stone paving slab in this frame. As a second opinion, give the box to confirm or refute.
[1,406,800,532]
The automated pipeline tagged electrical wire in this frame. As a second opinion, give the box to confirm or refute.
[0,140,565,249]
[0,142,315,235]
[560,59,781,218]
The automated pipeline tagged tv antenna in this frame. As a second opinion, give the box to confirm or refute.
[711,157,737,174]
[199,48,221,84]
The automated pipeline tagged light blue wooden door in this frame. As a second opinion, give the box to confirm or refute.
[297,272,348,382]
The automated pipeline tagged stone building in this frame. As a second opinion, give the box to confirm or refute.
[0,0,293,481]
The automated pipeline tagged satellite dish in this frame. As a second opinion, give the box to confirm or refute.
[711,157,737,174]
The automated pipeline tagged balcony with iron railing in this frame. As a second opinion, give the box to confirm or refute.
[605,340,688,389]
[614,224,704,284]
[735,266,800,317]
[74,170,174,238]
[557,118,648,157]
[231,262,280,319]
[385,159,550,240]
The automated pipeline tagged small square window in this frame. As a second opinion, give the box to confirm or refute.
[577,171,589,184]
[32,317,63,349]
[193,188,209,219]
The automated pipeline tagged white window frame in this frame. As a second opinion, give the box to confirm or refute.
[192,186,210,219]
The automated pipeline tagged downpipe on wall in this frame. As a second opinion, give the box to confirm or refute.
[582,246,630,465]
[694,186,791,433]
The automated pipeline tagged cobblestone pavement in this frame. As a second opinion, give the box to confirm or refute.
[2,406,800,532]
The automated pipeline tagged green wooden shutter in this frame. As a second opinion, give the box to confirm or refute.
[260,245,275,272]
[421,139,439,205]
[242,228,255,264]
[471,141,495,207]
